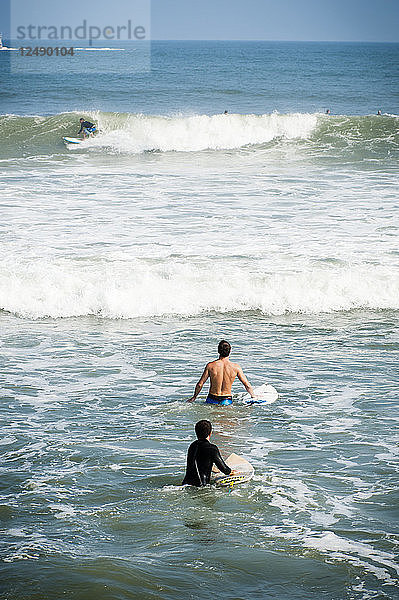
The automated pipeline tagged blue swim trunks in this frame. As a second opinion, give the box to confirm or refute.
[84,126,96,134]
[205,393,233,406]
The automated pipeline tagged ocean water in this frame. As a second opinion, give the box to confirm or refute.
[0,41,399,600]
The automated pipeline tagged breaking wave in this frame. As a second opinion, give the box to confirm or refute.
[0,110,398,158]
[1,257,398,319]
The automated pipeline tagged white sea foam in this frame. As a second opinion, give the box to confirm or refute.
[48,503,76,519]
[302,531,399,581]
[259,525,399,585]
[82,112,319,154]
[0,257,398,319]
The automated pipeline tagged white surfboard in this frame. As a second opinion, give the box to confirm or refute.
[213,453,254,487]
[237,383,278,406]
[63,137,83,144]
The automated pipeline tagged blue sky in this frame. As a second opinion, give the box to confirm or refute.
[3,0,399,42]
[151,0,399,42]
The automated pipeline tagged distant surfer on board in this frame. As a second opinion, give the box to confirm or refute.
[78,118,97,139]
[187,340,256,405]
[182,420,235,486]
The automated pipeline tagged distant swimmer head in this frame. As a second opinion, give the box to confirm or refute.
[224,110,228,115]
[326,109,330,114]
[218,340,231,357]
[195,420,212,440]
[377,110,382,115]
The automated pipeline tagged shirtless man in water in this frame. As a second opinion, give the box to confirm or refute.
[187,340,256,405]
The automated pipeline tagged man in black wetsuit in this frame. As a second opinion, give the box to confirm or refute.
[78,118,97,139]
[182,420,233,487]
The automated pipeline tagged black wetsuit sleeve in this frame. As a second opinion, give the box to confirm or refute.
[212,446,231,476]
[182,441,200,486]
[78,121,93,133]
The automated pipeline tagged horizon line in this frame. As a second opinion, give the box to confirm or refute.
[149,39,399,44]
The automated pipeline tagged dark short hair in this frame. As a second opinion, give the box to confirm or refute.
[218,340,231,357]
[195,420,212,439]
[79,118,84,121]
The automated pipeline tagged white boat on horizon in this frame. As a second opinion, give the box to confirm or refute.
[0,33,12,50]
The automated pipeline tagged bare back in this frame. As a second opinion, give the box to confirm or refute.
[206,358,252,396]
[188,353,255,402]
[207,358,238,395]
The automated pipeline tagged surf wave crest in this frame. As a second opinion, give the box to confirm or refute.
[0,111,397,157]
[1,257,398,319]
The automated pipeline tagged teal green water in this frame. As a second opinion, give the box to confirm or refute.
[1,311,398,599]
[0,42,399,599]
